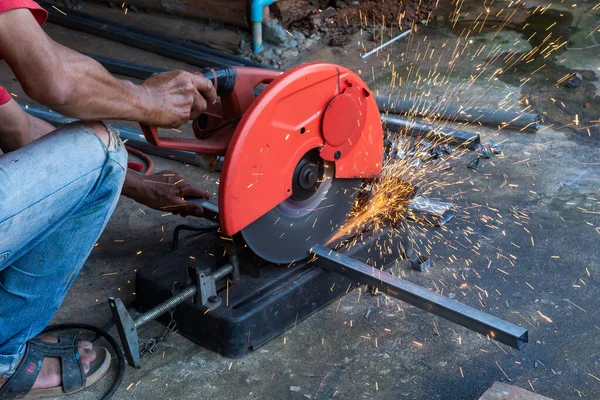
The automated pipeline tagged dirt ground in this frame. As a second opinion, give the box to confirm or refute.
[1,0,599,399]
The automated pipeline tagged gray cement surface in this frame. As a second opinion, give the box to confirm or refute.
[1,1,599,399]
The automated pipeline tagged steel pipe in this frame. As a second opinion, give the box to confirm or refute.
[377,97,541,132]
[381,114,480,150]
[84,53,166,80]
[40,2,272,69]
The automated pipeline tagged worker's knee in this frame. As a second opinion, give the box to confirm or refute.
[80,121,111,147]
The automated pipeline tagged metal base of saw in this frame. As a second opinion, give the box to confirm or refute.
[135,230,402,358]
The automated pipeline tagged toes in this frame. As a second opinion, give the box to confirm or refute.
[82,348,97,364]
[78,341,96,363]
[80,341,93,350]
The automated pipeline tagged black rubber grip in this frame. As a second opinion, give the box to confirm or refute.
[199,67,237,96]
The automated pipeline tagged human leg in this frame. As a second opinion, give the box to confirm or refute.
[0,122,126,380]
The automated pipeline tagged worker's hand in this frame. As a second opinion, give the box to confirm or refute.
[122,170,210,217]
[138,70,217,128]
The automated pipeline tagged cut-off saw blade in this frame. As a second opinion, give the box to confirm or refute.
[241,151,361,264]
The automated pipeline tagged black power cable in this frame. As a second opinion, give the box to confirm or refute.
[42,323,125,400]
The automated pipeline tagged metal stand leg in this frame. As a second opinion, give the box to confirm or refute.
[109,263,235,368]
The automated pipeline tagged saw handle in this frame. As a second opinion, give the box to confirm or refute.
[186,198,219,223]
[196,67,237,96]
[139,67,282,154]
[139,67,236,147]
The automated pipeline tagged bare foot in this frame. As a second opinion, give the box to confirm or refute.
[0,337,96,391]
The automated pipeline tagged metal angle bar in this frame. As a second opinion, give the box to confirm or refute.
[311,245,528,350]
[381,114,480,150]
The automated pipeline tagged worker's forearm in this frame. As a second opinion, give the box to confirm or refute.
[0,99,55,153]
[39,48,151,122]
[0,9,152,123]
[1,9,215,129]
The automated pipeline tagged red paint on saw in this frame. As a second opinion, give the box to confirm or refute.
[219,63,382,236]
[138,63,383,242]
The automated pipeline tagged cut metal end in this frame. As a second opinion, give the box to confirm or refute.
[516,331,529,350]
[489,326,529,350]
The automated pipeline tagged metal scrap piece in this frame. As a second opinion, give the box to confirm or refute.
[468,158,480,170]
[408,158,422,168]
[408,197,456,226]
[476,144,491,159]
[567,72,583,88]
[409,255,431,272]
[489,140,502,155]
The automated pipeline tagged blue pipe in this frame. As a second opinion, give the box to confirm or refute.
[251,0,278,53]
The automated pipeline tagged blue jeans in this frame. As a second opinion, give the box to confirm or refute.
[0,122,127,378]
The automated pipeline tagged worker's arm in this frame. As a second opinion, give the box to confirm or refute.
[0,9,216,127]
[122,171,210,217]
[0,99,55,153]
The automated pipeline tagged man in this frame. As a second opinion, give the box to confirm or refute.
[0,1,217,398]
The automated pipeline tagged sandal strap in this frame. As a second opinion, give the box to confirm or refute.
[0,332,86,399]
[0,343,40,399]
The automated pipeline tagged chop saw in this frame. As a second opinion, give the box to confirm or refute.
[109,63,528,368]
[140,62,382,263]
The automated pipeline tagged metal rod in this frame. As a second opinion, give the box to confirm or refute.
[212,264,234,281]
[72,5,270,68]
[134,285,197,328]
[20,103,200,166]
[42,6,242,67]
[133,262,232,328]
[84,53,166,80]
[381,114,480,150]
[39,2,273,69]
[362,29,411,59]
[311,245,528,350]
[376,97,541,132]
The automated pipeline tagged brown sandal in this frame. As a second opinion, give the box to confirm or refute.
[0,332,111,399]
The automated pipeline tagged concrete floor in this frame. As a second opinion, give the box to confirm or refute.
[1,0,599,399]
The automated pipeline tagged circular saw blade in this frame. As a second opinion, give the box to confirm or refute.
[241,163,361,264]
